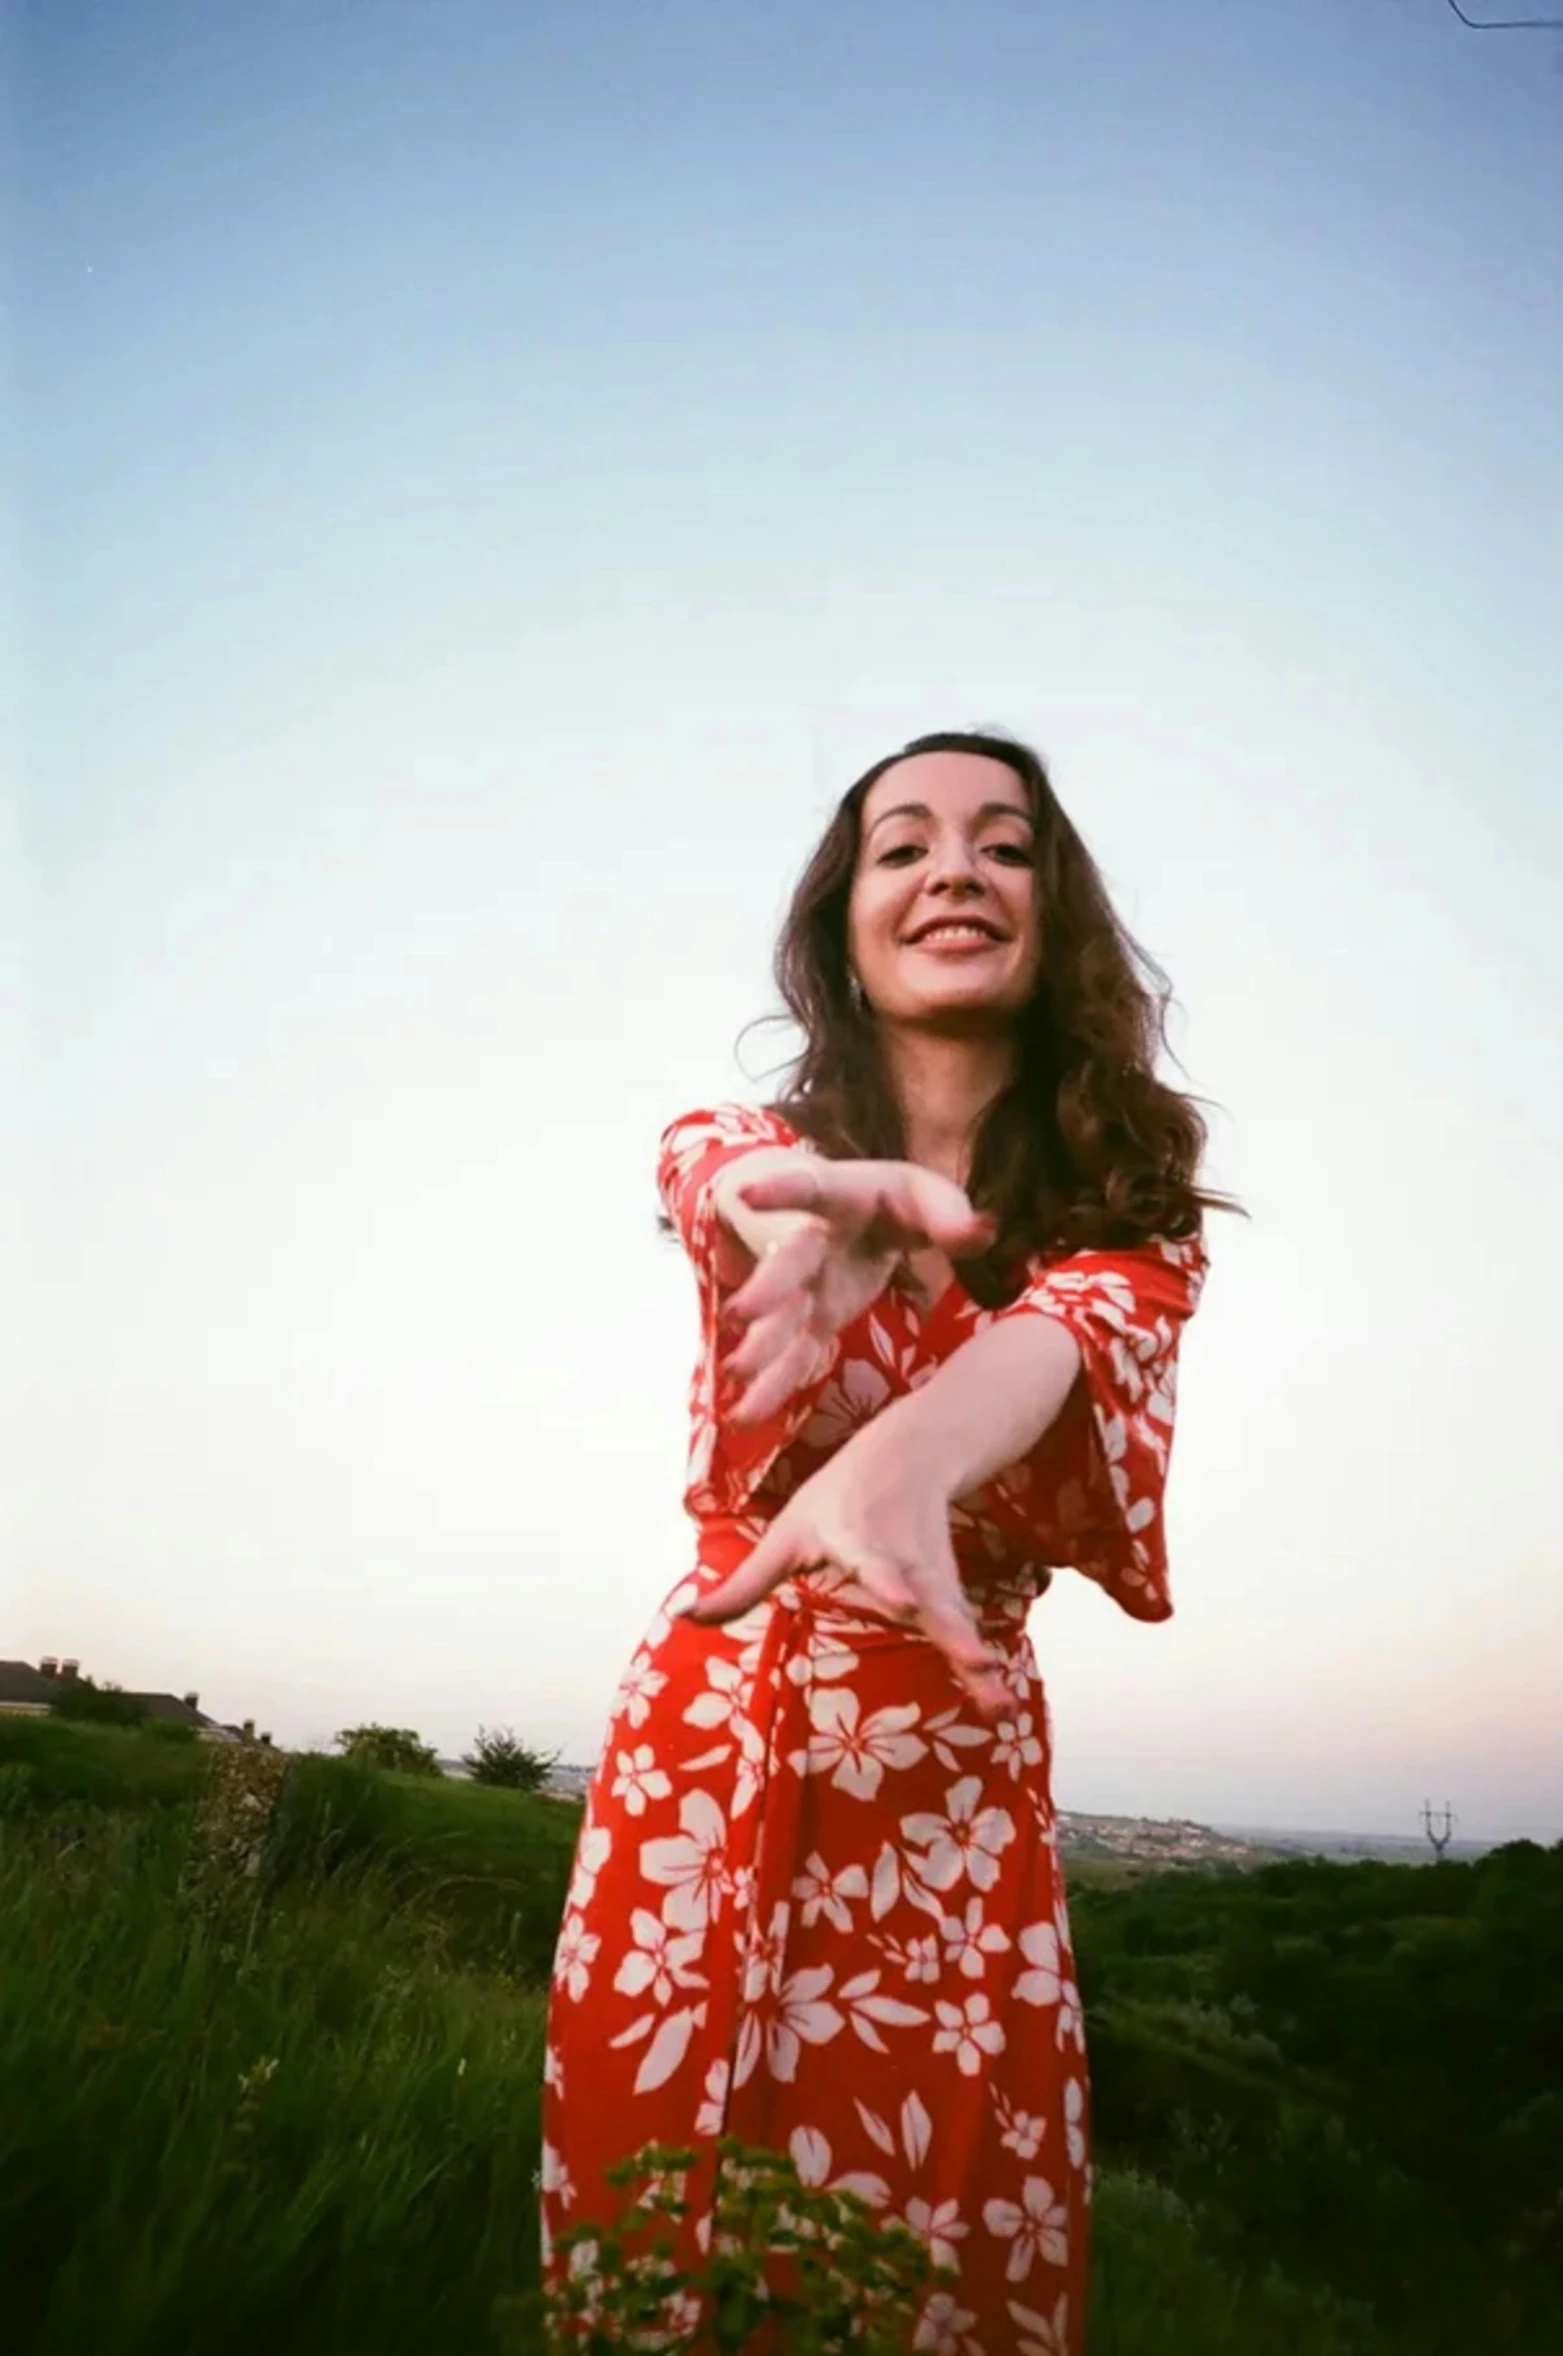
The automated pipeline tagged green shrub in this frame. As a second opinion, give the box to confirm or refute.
[519,2138,943,2355]
[334,1724,444,1776]
[462,1727,559,1792]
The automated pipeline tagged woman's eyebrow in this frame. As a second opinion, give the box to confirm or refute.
[865,799,1033,840]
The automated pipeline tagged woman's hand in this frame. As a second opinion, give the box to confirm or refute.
[679,1420,1013,1723]
[719,1158,994,1425]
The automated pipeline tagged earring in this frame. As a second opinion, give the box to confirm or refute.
[847,970,867,1015]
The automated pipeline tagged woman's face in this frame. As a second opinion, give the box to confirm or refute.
[847,750,1043,1026]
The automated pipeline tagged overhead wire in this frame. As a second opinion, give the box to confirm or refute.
[1444,1,1563,29]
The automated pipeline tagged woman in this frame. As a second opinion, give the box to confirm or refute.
[541,731,1223,2353]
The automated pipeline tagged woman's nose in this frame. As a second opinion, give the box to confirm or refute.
[926,841,984,893]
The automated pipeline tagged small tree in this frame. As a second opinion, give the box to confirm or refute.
[462,1726,560,1792]
[333,1724,444,1777]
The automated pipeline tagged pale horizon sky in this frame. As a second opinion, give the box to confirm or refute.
[9,0,1562,1842]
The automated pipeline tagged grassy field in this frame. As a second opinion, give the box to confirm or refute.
[1,1716,1557,2354]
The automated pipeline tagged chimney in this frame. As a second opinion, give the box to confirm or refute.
[259,1731,274,1747]
[39,1657,58,1678]
[61,1659,81,1683]
[183,1692,200,1711]
[241,1719,255,1742]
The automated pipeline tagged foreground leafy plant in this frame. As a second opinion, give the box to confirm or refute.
[516,2137,947,2354]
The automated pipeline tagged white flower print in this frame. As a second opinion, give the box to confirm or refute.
[1057,1972,1085,2053]
[904,2195,969,2273]
[734,1961,846,2088]
[932,1990,1006,2077]
[639,1787,728,1932]
[792,1851,869,1933]
[913,2292,982,2354]
[552,1913,599,2002]
[869,1839,943,1924]
[901,1777,1017,1894]
[612,1908,708,2006]
[1064,2075,1086,2169]
[540,2140,575,2209]
[695,2057,730,2139]
[796,1687,927,1801]
[1009,2292,1071,2354]
[789,2125,891,2209]
[611,1744,672,1817]
[723,1858,756,1922]
[683,1699,768,1819]
[784,1623,859,1687]
[1014,1919,1062,2008]
[682,1653,750,1738]
[609,1999,708,2095]
[1046,1902,1086,2050]
[939,1897,1011,1980]
[543,2042,564,2097]
[837,1967,931,2053]
[740,1900,792,2006]
[921,1706,993,1774]
[568,1822,611,1913]
[886,1930,942,1986]
[800,1358,891,1448]
[982,2176,1069,2282]
[901,2090,933,2168]
[639,1577,701,1652]
[612,1649,668,1729]
[998,2103,1046,2162]
[991,1709,1045,1782]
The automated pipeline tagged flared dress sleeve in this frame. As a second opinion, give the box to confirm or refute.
[657,1105,844,1518]
[979,1236,1208,1621]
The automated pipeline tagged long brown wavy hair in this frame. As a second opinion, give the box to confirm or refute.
[761,729,1235,1305]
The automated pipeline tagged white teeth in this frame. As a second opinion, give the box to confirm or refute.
[915,924,996,944]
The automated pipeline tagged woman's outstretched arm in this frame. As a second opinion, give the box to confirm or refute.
[867,1314,1084,1502]
[685,1313,1082,1720]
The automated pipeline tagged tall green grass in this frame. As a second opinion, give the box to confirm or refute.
[0,1804,545,2356]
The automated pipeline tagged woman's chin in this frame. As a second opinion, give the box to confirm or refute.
[894,990,1019,1037]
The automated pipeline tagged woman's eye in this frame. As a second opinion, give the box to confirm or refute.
[986,842,1034,865]
[877,844,923,866]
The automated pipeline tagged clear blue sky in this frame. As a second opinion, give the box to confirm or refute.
[11,0,1562,1838]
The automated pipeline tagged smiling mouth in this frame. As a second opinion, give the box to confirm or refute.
[905,920,1007,947]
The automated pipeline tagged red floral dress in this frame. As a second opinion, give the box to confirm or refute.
[541,1106,1206,2354]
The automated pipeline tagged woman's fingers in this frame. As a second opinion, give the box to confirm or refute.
[920,1600,1012,1724]
[886,1543,1011,1722]
[679,1517,802,1624]
[738,1160,994,1258]
[726,1218,830,1323]
[893,1169,998,1256]
[681,1527,1009,1725]
[723,1290,810,1386]
[734,1164,830,1215]
[728,1330,828,1427]
[840,1551,920,1619]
